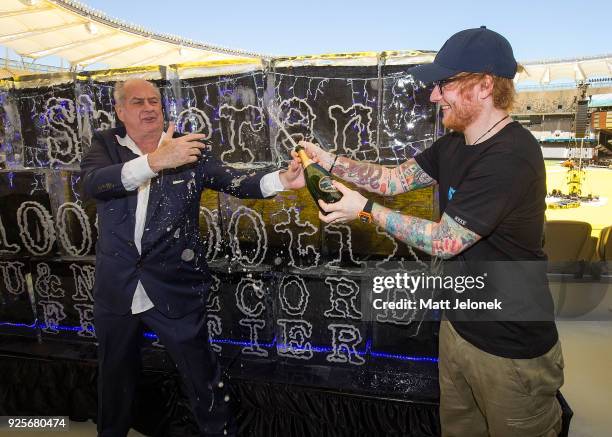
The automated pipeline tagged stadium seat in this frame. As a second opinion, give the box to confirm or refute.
[543,220,598,275]
[597,226,612,261]
[545,222,609,319]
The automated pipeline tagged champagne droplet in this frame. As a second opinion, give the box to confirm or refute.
[181,249,195,262]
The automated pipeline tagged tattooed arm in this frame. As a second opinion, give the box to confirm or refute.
[317,179,480,259]
[372,206,481,259]
[298,141,436,196]
[316,179,479,258]
[332,157,435,196]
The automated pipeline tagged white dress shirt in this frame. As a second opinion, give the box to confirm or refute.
[118,131,285,314]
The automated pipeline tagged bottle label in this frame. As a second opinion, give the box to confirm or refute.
[318,176,337,193]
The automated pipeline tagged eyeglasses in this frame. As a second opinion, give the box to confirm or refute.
[433,77,460,93]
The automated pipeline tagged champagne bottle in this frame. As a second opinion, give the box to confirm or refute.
[295,145,342,213]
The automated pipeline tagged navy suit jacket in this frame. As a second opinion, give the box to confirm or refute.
[81,126,271,318]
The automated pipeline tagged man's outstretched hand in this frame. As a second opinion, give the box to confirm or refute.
[279,154,305,190]
[296,140,334,170]
[148,122,208,172]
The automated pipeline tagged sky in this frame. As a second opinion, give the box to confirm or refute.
[74,0,611,62]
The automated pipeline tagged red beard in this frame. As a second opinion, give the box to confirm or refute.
[441,93,483,132]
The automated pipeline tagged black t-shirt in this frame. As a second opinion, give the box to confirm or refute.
[415,121,558,359]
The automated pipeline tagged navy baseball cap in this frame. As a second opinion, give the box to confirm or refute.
[408,26,517,84]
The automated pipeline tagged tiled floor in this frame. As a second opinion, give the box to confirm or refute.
[12,321,612,436]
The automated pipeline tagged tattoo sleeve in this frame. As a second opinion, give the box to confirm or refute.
[331,156,435,196]
[371,207,481,259]
[392,159,436,194]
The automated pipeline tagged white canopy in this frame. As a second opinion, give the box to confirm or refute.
[516,54,612,85]
[0,0,266,70]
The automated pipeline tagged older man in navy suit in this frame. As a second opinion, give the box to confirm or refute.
[81,79,304,437]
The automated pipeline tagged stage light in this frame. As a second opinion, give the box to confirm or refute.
[0,320,37,328]
[0,320,439,363]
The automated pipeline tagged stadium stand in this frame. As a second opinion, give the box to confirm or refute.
[514,90,579,114]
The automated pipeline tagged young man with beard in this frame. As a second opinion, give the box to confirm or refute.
[298,27,564,436]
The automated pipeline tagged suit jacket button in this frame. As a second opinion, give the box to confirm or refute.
[136,261,142,268]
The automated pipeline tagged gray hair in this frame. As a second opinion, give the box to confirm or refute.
[113,79,161,105]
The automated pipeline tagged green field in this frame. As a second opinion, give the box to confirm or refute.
[544,160,612,236]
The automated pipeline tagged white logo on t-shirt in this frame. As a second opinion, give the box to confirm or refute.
[454,216,467,226]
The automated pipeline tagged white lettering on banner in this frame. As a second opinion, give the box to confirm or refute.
[239,318,268,357]
[273,207,319,270]
[17,201,56,256]
[326,324,365,365]
[276,319,313,360]
[0,216,20,254]
[228,206,267,267]
[39,301,67,334]
[279,275,310,317]
[77,94,114,150]
[77,94,114,130]
[70,264,95,302]
[0,261,26,296]
[207,314,223,353]
[176,107,212,138]
[56,202,92,257]
[206,274,221,313]
[374,225,398,269]
[328,104,378,162]
[324,277,362,320]
[324,224,365,271]
[34,263,64,299]
[235,277,265,317]
[33,264,62,333]
[219,104,265,164]
[199,206,222,262]
[42,97,80,165]
[28,173,47,196]
[74,303,95,338]
[375,288,419,326]
[374,226,428,272]
[274,97,316,153]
